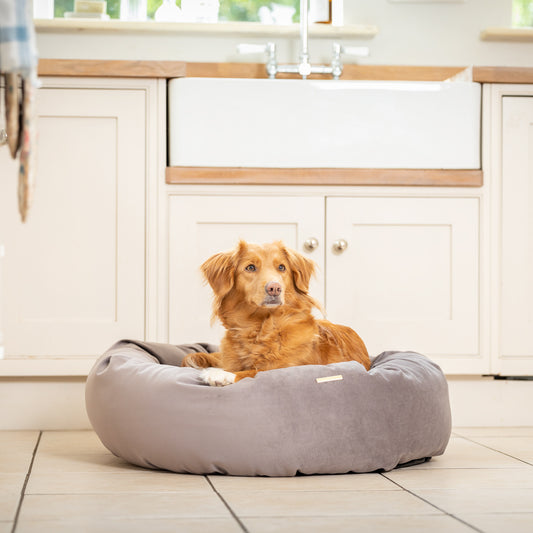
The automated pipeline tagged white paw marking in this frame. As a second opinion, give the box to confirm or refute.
[200,367,236,387]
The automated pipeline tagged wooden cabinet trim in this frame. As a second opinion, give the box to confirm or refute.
[165,167,483,187]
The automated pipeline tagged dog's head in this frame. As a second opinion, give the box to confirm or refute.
[201,240,317,324]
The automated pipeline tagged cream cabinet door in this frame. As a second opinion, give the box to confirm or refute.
[167,195,324,345]
[0,83,146,357]
[326,196,482,374]
[500,96,533,374]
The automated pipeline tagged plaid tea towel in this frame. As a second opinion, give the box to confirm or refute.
[1,0,38,222]
[0,0,38,76]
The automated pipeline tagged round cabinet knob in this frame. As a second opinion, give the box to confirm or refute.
[332,239,348,253]
[303,237,319,251]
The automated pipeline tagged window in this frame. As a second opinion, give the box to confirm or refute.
[52,0,302,22]
[513,0,533,27]
[219,1,300,22]
[52,0,115,18]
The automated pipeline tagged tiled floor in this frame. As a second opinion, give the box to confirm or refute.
[1,428,533,532]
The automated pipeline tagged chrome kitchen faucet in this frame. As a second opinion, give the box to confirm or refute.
[237,0,369,80]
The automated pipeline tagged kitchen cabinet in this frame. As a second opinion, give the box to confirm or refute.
[483,84,533,376]
[0,77,163,370]
[326,196,480,370]
[498,95,533,374]
[167,191,482,374]
[167,195,325,345]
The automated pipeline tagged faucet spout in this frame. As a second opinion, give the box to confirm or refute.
[299,0,310,78]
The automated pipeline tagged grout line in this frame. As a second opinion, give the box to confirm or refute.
[205,476,249,533]
[379,473,484,533]
[11,431,43,533]
[458,435,533,467]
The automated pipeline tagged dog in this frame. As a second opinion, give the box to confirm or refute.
[181,240,371,386]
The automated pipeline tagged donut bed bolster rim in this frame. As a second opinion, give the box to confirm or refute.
[85,339,452,477]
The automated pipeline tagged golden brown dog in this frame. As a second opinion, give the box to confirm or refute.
[181,240,370,386]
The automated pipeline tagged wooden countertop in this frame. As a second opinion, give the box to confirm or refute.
[37,59,533,83]
[38,59,187,78]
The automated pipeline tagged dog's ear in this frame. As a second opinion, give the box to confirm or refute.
[201,250,236,297]
[283,245,316,294]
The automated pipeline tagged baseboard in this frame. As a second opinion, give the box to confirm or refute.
[0,378,91,430]
[447,376,533,426]
[1,375,532,430]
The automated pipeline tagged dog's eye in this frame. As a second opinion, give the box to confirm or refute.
[278,264,286,272]
[245,264,256,272]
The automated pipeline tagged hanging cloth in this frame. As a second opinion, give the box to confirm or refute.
[0,0,38,222]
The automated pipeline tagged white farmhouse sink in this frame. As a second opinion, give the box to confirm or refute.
[168,78,481,169]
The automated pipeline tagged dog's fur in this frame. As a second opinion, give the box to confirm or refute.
[181,240,370,386]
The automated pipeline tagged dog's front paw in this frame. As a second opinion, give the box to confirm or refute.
[200,367,236,387]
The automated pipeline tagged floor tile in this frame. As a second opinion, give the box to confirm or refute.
[209,473,398,492]
[16,517,242,533]
[243,515,473,533]
[408,437,526,469]
[0,430,39,477]
[37,431,107,455]
[18,493,231,521]
[26,471,211,494]
[0,472,27,492]
[460,513,533,533]
[0,452,34,474]
[0,474,25,521]
[0,432,39,454]
[453,427,533,438]
[384,467,533,490]
[222,490,441,517]
[465,436,533,463]
[415,487,533,514]
[0,489,19,522]
[31,452,142,474]
[4,428,533,533]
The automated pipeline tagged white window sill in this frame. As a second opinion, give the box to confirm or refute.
[480,27,533,42]
[34,18,378,39]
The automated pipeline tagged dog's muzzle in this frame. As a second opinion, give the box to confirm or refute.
[262,281,283,307]
[262,295,283,307]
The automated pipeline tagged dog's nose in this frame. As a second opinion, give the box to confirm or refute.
[265,281,282,296]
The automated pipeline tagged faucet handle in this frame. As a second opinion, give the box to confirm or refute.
[236,43,269,55]
[236,42,277,56]
[341,46,370,58]
[331,43,370,80]
[237,42,278,79]
[236,42,277,79]
[333,43,370,59]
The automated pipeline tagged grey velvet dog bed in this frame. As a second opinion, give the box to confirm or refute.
[85,340,452,476]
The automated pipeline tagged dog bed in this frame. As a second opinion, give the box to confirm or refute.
[85,340,452,476]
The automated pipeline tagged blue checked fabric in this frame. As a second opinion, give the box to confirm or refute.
[0,0,38,76]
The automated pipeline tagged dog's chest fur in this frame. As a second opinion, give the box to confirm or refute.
[221,313,318,371]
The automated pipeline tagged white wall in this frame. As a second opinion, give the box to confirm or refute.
[347,0,532,66]
[35,0,533,67]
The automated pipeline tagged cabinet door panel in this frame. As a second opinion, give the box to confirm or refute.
[500,96,533,372]
[326,197,481,373]
[0,87,146,356]
[168,195,324,345]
